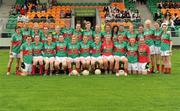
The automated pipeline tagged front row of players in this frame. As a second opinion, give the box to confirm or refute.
[7,24,171,76]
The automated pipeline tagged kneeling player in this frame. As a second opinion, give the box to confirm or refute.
[113,34,128,75]
[32,35,44,75]
[43,35,56,76]
[126,38,138,74]
[55,35,67,74]
[101,35,114,74]
[67,35,80,75]
[7,26,22,75]
[79,35,91,73]
[20,36,33,75]
[91,36,103,72]
[138,38,150,75]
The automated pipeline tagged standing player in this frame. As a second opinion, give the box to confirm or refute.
[40,27,49,43]
[21,22,31,43]
[137,24,144,42]
[102,23,112,41]
[67,35,80,75]
[161,23,172,74]
[93,25,102,40]
[55,35,67,74]
[43,35,56,76]
[31,35,44,75]
[138,38,150,75]
[52,26,61,42]
[154,22,163,73]
[20,36,33,75]
[61,22,74,42]
[112,25,119,42]
[118,25,127,43]
[101,35,114,74]
[79,35,91,73]
[7,26,22,75]
[113,34,128,75]
[126,25,137,43]
[144,19,155,73]
[126,38,138,74]
[83,21,93,41]
[91,35,103,72]
[73,23,83,41]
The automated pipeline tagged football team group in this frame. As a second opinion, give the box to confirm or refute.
[6,19,172,76]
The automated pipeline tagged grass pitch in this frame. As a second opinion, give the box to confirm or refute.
[0,49,180,111]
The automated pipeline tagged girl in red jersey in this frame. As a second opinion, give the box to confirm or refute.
[101,35,114,74]
[138,38,150,75]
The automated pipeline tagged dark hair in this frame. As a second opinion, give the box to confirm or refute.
[138,23,144,28]
[112,25,119,37]
[15,26,21,31]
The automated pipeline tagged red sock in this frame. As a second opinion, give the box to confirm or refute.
[7,67,11,72]
[124,68,128,73]
[39,65,43,75]
[161,65,164,73]
[76,68,80,73]
[157,64,160,72]
[16,67,19,72]
[31,65,36,75]
[169,68,171,74]
[68,68,72,73]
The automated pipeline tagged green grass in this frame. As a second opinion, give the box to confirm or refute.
[0,49,180,111]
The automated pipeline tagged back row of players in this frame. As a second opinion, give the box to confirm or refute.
[7,19,172,76]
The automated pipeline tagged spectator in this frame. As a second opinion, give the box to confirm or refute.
[33,14,39,22]
[48,14,55,22]
[20,7,26,15]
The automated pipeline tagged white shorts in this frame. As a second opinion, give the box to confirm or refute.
[67,57,80,63]
[138,63,148,72]
[44,57,55,61]
[22,63,32,73]
[114,55,127,61]
[33,56,43,61]
[128,62,138,71]
[80,56,91,61]
[154,46,161,54]
[56,56,67,63]
[91,56,102,61]
[102,55,114,61]
[10,52,20,58]
[161,50,170,56]
[150,45,155,55]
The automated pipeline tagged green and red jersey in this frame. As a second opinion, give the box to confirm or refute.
[113,41,126,56]
[11,32,22,54]
[101,41,114,56]
[112,33,118,42]
[126,31,137,42]
[154,29,163,47]
[144,28,154,46]
[43,42,56,57]
[92,31,102,40]
[67,42,80,58]
[56,41,67,57]
[91,42,102,57]
[138,43,150,63]
[126,43,138,63]
[73,30,83,41]
[118,30,127,42]
[79,41,91,57]
[52,32,61,42]
[161,32,171,51]
[20,42,33,64]
[83,30,93,41]
[32,42,43,56]
[137,32,144,42]
[61,28,74,42]
[20,28,31,43]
